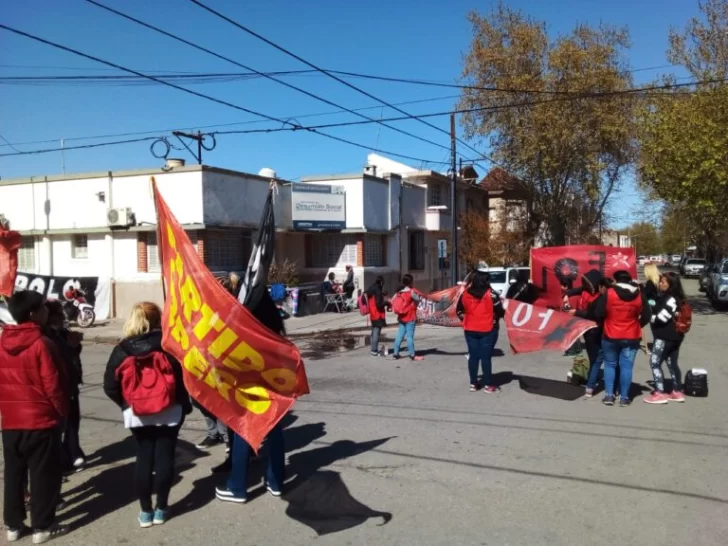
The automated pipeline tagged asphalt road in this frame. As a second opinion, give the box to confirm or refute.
[3,279,728,546]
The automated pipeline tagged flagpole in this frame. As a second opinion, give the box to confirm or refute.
[150,177,167,302]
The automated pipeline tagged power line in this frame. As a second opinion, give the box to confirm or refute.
[0,23,445,166]
[0,134,23,154]
[207,76,728,139]
[85,0,454,154]
[0,136,160,158]
[187,0,497,169]
[0,94,460,148]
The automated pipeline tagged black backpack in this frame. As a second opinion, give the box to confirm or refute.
[684,370,708,397]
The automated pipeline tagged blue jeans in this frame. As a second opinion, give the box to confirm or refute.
[601,338,639,400]
[393,321,416,357]
[464,330,499,386]
[227,423,284,498]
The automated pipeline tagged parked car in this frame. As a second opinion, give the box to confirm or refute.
[638,255,648,266]
[707,259,728,307]
[683,258,707,278]
[671,254,682,266]
[699,263,716,292]
[464,266,530,296]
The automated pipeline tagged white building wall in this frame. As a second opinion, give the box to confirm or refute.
[112,172,203,226]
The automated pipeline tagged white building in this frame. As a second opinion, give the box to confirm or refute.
[0,155,488,317]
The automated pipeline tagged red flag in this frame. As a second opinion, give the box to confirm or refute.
[152,180,309,451]
[0,228,21,297]
[531,245,637,308]
[417,285,596,354]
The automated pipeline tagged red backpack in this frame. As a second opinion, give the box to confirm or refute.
[358,293,370,316]
[116,345,176,416]
[675,300,693,335]
[391,291,411,315]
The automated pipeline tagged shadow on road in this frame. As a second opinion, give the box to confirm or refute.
[60,438,204,530]
[420,347,505,357]
[281,437,394,535]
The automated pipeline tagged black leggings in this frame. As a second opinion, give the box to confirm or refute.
[649,338,683,393]
[130,425,181,512]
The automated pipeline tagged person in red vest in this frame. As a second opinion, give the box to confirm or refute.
[593,270,651,406]
[391,274,424,361]
[366,276,389,356]
[456,270,505,393]
[0,290,68,543]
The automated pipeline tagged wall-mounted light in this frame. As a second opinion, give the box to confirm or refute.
[96,191,106,203]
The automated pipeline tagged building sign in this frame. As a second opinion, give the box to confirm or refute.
[292,184,346,230]
[437,239,448,259]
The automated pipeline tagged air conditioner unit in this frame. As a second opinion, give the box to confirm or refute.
[107,207,136,229]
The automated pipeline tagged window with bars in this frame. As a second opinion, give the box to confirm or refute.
[409,231,425,270]
[18,237,35,272]
[204,230,251,272]
[147,232,161,273]
[428,184,442,207]
[72,234,88,259]
[307,234,358,268]
[364,235,385,267]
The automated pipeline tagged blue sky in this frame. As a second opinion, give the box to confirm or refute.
[1,0,697,228]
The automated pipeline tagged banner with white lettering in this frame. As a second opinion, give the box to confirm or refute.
[14,272,110,320]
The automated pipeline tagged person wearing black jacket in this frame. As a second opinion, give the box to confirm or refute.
[644,272,687,405]
[103,302,191,528]
[565,270,606,397]
[505,270,540,303]
[593,271,651,406]
[44,300,86,471]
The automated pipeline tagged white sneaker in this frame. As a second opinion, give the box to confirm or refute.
[7,525,30,542]
[32,524,69,544]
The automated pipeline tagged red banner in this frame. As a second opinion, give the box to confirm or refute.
[417,286,596,354]
[153,180,309,451]
[0,228,21,297]
[531,245,637,308]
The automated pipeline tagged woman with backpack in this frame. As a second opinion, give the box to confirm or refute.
[365,276,388,357]
[456,270,505,393]
[391,274,424,361]
[644,272,689,404]
[103,302,191,528]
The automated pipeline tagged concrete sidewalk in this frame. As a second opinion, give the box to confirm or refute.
[85,309,387,343]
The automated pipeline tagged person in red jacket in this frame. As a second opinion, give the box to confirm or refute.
[593,270,651,407]
[391,274,424,361]
[456,270,505,393]
[0,290,68,543]
[366,276,388,356]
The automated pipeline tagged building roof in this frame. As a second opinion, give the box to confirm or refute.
[480,167,527,194]
[0,164,291,187]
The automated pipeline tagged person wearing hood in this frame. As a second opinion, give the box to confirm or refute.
[365,276,388,356]
[593,271,651,406]
[566,270,606,397]
[505,269,540,304]
[103,302,192,528]
[0,291,68,543]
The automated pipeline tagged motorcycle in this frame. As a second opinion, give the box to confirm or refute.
[63,289,96,328]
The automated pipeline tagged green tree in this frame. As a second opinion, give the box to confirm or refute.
[627,222,663,256]
[458,3,636,246]
[638,0,728,260]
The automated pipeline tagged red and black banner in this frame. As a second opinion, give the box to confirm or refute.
[416,286,596,354]
[531,245,637,308]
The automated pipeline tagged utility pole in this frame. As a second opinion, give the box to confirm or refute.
[172,131,206,164]
[450,113,458,285]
